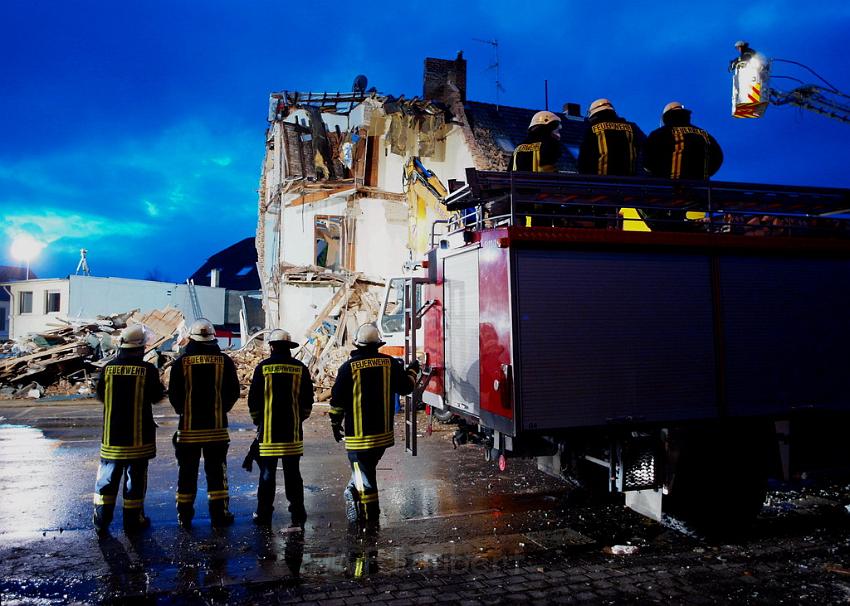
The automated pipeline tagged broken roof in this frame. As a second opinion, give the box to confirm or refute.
[464,101,586,173]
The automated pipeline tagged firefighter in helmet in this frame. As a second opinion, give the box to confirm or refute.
[329,323,419,529]
[511,110,563,226]
[247,329,314,527]
[93,324,165,535]
[168,318,240,528]
[577,98,646,227]
[512,110,562,173]
[646,101,723,181]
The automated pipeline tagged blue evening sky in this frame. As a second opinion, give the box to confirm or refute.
[2,1,848,281]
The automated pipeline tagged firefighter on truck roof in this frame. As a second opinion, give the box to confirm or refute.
[329,323,419,529]
[247,329,314,528]
[511,110,562,173]
[93,324,165,535]
[168,318,240,528]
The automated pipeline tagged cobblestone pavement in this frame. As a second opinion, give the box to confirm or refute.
[0,399,848,604]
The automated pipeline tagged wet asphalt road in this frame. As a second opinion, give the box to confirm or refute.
[1,398,849,605]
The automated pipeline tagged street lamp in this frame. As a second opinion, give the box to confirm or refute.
[10,234,44,280]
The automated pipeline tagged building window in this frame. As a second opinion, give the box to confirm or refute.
[314,215,344,271]
[19,291,33,314]
[45,291,61,313]
[0,308,6,332]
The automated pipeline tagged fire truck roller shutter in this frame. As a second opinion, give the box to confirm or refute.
[513,248,717,430]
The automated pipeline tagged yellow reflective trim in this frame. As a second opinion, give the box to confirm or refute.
[359,493,379,504]
[292,370,301,442]
[264,373,273,444]
[259,442,304,456]
[176,492,195,503]
[383,365,391,433]
[353,462,365,493]
[123,498,143,509]
[93,494,116,505]
[207,490,229,501]
[103,376,112,445]
[353,370,363,437]
[134,374,144,446]
[598,129,608,175]
[184,362,192,431]
[215,361,223,428]
[263,364,301,375]
[344,432,394,450]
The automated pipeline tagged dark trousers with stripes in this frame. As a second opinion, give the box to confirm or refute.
[345,447,385,524]
[174,442,230,520]
[257,455,305,522]
[93,458,148,528]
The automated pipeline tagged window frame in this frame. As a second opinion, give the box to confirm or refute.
[45,290,61,314]
[19,291,34,314]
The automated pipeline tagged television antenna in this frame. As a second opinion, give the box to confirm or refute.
[76,248,91,276]
[473,38,506,108]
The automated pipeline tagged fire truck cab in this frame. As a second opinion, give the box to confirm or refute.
[395,169,850,528]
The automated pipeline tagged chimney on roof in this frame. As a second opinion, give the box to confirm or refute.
[423,51,467,104]
[210,268,220,288]
[563,102,582,118]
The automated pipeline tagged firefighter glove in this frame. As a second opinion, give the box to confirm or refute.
[332,423,344,443]
[406,359,421,374]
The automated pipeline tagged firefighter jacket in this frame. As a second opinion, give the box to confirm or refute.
[511,124,562,172]
[247,349,314,457]
[96,348,164,460]
[646,110,723,180]
[168,340,240,445]
[577,109,646,176]
[329,347,416,451]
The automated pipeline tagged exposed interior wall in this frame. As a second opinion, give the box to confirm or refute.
[279,283,337,339]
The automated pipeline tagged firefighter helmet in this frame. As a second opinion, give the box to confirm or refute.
[735,40,748,49]
[268,328,298,349]
[528,110,560,130]
[353,323,385,347]
[119,324,146,349]
[663,101,685,115]
[188,318,217,342]
[587,98,615,117]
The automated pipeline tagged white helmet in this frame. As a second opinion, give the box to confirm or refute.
[353,323,385,347]
[188,318,217,342]
[268,329,298,348]
[587,98,615,117]
[528,110,560,129]
[663,101,686,115]
[119,324,146,349]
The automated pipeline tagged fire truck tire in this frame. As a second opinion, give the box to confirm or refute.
[433,408,455,423]
[665,421,774,535]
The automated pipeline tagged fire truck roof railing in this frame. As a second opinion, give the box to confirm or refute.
[442,169,850,238]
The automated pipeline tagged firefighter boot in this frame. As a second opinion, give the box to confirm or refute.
[209,500,235,528]
[363,501,381,533]
[123,508,151,534]
[289,503,307,529]
[177,504,194,529]
[93,505,114,536]
[343,486,360,527]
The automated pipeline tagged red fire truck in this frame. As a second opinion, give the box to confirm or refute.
[391,169,850,528]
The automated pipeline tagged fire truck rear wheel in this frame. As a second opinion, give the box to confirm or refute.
[433,408,455,423]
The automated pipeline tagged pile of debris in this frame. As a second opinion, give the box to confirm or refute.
[294,273,385,401]
[0,307,186,400]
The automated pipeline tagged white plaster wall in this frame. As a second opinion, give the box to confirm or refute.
[278,283,337,340]
[353,199,409,277]
[6,279,70,340]
[67,276,227,325]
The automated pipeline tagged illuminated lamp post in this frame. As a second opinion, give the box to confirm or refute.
[10,234,44,280]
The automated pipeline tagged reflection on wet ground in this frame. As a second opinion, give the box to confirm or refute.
[1,401,849,603]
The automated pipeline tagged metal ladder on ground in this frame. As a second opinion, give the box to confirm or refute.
[186,279,203,321]
[402,277,436,456]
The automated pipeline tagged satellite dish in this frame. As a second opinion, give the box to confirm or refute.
[353,74,368,94]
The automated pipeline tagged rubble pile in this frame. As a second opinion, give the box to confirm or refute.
[293,272,384,401]
[0,307,185,400]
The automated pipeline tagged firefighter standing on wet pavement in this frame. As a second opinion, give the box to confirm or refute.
[247,329,314,527]
[168,318,240,528]
[93,324,165,535]
[329,323,419,528]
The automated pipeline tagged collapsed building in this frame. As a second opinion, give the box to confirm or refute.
[256,53,586,355]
